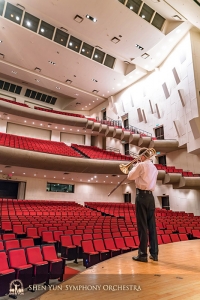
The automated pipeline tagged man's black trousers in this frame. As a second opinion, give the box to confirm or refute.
[135,190,158,256]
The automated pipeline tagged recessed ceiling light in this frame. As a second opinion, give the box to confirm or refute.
[75,93,79,96]
[23,173,25,175]
[40,124,43,126]
[135,44,144,50]
[24,120,26,123]
[92,79,98,82]
[70,129,72,131]
[32,122,35,124]
[34,174,36,176]
[0,40,2,43]
[27,21,31,27]
[69,42,73,46]
[55,126,57,129]
[35,79,40,82]
[54,176,56,178]
[130,6,133,9]
[141,15,145,19]
[16,16,20,21]
[41,28,45,32]
[56,86,60,89]
[11,71,17,74]
[48,61,56,65]
[66,79,72,84]
[86,14,97,22]
[44,175,46,177]
[62,128,65,130]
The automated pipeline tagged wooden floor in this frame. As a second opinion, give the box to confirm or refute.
[34,240,200,300]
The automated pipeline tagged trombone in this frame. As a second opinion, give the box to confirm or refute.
[108,148,156,196]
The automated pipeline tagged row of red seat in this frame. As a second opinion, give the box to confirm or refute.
[0,97,29,107]
[154,164,200,177]
[0,244,65,297]
[0,132,82,157]
[34,106,85,118]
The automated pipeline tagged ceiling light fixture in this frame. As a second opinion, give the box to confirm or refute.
[135,44,144,50]
[0,53,5,59]
[60,27,68,32]
[56,86,61,89]
[35,79,40,82]
[92,89,99,93]
[0,40,2,43]
[34,67,41,72]
[74,14,84,23]
[11,71,17,74]
[111,37,120,44]
[141,53,149,59]
[48,61,56,65]
[66,79,72,84]
[86,14,97,22]
[92,79,98,82]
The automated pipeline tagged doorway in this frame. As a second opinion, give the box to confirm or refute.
[124,193,131,203]
[161,196,170,210]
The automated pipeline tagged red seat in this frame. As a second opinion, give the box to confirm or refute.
[2,233,16,241]
[1,222,12,232]
[178,234,188,241]
[103,238,121,257]
[93,239,111,261]
[41,245,64,281]
[124,236,137,250]
[26,246,49,284]
[60,235,76,260]
[170,234,180,242]
[41,231,56,244]
[161,234,172,244]
[113,237,130,253]
[4,239,20,252]
[12,225,26,237]
[81,240,100,268]
[8,248,33,288]
[20,238,35,248]
[0,251,15,297]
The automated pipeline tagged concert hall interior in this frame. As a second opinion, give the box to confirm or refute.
[0,0,200,299]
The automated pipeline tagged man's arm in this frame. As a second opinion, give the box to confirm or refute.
[127,163,142,181]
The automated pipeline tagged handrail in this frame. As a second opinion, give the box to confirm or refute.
[124,125,152,137]
[106,147,120,153]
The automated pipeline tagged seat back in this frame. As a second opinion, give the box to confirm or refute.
[26,246,44,264]
[42,245,57,260]
[124,236,136,248]
[4,239,20,251]
[27,227,38,236]
[13,225,24,233]
[53,231,63,241]
[114,237,126,248]
[82,233,93,240]
[81,240,95,252]
[1,221,12,230]
[8,248,28,268]
[170,234,180,242]
[72,235,82,246]
[2,233,16,241]
[93,239,105,251]
[104,238,116,249]
[20,238,34,248]
[0,251,9,271]
[93,233,102,239]
[38,227,48,236]
[41,231,54,240]
[60,235,73,247]
[0,240,4,250]
[161,234,172,244]
[178,233,188,241]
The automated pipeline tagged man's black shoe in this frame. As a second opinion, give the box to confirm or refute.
[132,255,148,262]
[149,254,158,261]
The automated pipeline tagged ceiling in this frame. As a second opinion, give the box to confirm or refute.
[0,0,197,112]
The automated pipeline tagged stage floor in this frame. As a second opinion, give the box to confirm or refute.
[34,240,200,300]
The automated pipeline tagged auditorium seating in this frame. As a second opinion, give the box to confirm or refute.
[34,106,85,118]
[71,144,133,161]
[0,132,82,157]
[0,251,15,297]
[0,97,29,107]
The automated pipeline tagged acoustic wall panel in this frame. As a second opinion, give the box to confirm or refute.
[137,108,143,122]
[178,89,186,107]
[179,51,186,64]
[162,82,170,99]
[149,100,154,113]
[172,67,180,85]
[155,104,161,119]
[142,109,147,123]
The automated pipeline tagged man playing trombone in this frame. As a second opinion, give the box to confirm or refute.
[127,147,158,262]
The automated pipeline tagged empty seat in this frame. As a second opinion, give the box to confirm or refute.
[4,239,20,252]
[8,248,33,288]
[2,233,16,241]
[41,245,64,281]
[20,238,35,248]
[0,251,15,297]
[1,222,12,232]
[41,231,56,244]
[178,234,188,241]
[26,246,49,284]
[161,234,172,244]
[12,225,26,237]
[60,235,76,260]
[124,236,137,250]
[93,239,110,261]
[81,240,100,268]
[103,238,121,257]
[114,237,130,253]
[170,234,180,243]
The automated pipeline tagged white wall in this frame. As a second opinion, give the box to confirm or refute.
[60,132,85,145]
[111,32,199,153]
[7,123,51,140]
